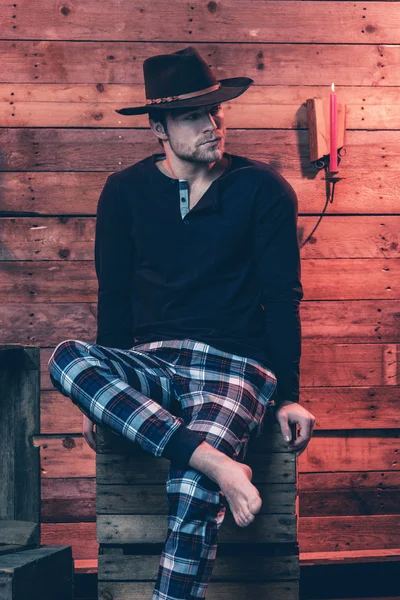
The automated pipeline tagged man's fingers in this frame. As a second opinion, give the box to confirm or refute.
[276,416,292,442]
[288,417,314,447]
[289,431,309,450]
[288,417,315,454]
[276,404,316,456]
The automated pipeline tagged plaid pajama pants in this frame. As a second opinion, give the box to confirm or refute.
[47,337,277,599]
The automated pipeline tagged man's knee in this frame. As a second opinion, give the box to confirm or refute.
[47,339,85,395]
[47,339,84,369]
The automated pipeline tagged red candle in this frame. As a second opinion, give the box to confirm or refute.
[329,82,338,172]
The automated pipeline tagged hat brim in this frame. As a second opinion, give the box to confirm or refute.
[114,77,254,116]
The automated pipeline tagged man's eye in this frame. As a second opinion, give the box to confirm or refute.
[186,108,219,120]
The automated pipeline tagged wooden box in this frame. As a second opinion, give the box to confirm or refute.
[0,346,41,553]
[96,406,299,599]
[0,545,73,600]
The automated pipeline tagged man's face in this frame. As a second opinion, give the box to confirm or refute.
[163,103,226,164]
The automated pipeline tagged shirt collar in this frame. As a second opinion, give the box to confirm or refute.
[150,152,234,212]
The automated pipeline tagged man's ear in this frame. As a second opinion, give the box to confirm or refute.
[149,118,167,143]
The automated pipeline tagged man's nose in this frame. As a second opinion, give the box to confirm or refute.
[204,113,219,131]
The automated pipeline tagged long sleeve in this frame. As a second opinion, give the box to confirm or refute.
[94,174,135,349]
[251,176,304,404]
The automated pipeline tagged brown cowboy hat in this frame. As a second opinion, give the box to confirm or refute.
[115,46,254,116]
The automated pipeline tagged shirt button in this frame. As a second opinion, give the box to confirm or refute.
[181,197,186,203]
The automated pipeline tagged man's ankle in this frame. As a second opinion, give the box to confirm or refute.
[188,440,229,483]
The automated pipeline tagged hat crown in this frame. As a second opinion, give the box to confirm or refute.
[143,46,218,103]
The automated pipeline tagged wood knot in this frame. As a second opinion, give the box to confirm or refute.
[62,437,76,450]
[58,248,70,259]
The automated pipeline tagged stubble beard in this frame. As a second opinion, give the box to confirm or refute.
[174,139,224,165]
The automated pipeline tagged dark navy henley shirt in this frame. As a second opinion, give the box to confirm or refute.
[94,151,304,460]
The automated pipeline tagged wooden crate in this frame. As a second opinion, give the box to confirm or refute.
[0,545,73,600]
[96,406,299,599]
[0,346,41,554]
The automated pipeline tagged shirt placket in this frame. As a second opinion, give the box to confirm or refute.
[179,180,190,219]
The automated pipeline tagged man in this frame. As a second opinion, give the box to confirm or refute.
[49,46,315,599]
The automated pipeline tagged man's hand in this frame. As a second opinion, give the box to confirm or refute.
[274,400,315,456]
[82,414,96,452]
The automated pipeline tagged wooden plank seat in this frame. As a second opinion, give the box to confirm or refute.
[74,547,400,575]
[96,405,300,600]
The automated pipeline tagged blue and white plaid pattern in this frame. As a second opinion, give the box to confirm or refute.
[48,337,277,599]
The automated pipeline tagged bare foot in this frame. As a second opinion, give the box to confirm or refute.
[188,440,262,528]
[215,459,262,527]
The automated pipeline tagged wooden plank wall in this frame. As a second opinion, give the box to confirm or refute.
[1,0,399,565]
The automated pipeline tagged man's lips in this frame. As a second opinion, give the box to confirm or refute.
[203,137,221,145]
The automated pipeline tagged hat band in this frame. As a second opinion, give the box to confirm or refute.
[146,83,221,105]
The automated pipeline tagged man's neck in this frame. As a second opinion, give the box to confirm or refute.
[156,154,229,186]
